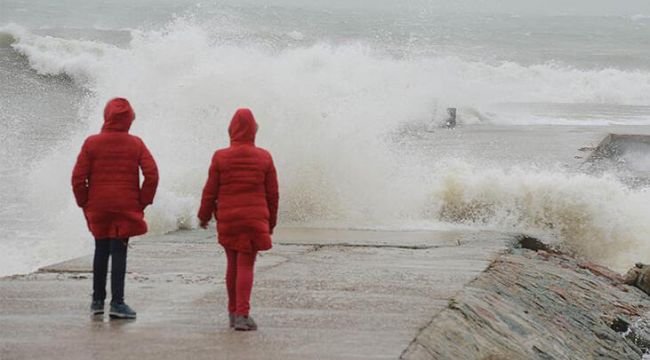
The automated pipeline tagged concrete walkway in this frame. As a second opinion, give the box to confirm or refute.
[0,228,510,360]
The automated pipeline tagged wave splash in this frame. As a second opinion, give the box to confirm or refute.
[433,163,650,271]
[2,20,650,273]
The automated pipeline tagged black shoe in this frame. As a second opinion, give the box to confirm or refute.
[234,315,257,331]
[109,302,136,320]
[90,300,104,316]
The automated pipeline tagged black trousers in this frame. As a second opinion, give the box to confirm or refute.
[93,238,129,304]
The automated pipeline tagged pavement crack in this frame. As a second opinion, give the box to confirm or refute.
[276,242,459,250]
[38,269,94,274]
[259,245,321,272]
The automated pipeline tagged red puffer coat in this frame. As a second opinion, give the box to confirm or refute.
[72,98,159,239]
[198,108,279,253]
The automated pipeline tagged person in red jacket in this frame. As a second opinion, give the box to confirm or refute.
[198,108,279,331]
[71,98,159,320]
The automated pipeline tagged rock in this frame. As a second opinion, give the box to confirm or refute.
[447,298,460,310]
[579,261,625,283]
[516,235,550,252]
[625,267,641,284]
[536,250,552,260]
[624,263,650,295]
[402,251,650,360]
[610,317,630,333]
[627,315,650,353]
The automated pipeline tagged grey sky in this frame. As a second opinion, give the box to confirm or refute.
[463,0,650,15]
[248,0,650,16]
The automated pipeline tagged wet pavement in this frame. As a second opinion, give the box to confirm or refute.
[0,228,510,360]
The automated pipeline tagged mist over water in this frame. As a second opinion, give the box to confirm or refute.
[1,1,650,275]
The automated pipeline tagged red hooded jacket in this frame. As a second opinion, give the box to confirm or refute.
[198,108,279,253]
[71,98,159,239]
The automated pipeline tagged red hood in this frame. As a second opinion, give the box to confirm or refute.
[229,108,257,144]
[102,98,135,133]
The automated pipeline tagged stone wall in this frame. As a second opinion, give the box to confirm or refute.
[401,248,650,360]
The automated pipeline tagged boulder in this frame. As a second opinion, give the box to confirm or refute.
[624,263,650,295]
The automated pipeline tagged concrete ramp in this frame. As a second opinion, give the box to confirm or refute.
[585,134,650,186]
[0,228,511,360]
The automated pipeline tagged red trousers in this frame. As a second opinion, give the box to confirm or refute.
[225,248,257,316]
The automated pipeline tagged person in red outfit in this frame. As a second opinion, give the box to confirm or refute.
[198,108,279,331]
[72,98,159,320]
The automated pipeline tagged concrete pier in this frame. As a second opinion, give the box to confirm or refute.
[0,228,510,360]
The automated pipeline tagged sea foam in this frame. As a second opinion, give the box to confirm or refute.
[1,20,650,274]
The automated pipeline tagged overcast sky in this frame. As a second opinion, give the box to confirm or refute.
[460,0,650,15]
[248,0,650,16]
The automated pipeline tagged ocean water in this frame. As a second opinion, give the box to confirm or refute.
[1,0,650,276]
